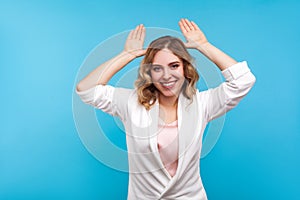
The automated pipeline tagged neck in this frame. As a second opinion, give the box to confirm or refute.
[158,94,178,108]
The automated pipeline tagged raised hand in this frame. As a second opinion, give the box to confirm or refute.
[124,24,146,58]
[179,19,208,49]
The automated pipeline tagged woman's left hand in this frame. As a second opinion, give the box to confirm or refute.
[179,18,208,49]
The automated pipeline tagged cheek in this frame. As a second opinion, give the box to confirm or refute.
[150,72,161,83]
[179,67,185,76]
[174,67,185,79]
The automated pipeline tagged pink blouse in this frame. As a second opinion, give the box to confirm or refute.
[157,119,179,177]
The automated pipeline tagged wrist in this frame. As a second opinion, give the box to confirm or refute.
[195,42,211,52]
[121,50,137,60]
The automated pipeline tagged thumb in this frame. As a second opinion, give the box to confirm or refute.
[184,42,193,49]
[135,49,147,57]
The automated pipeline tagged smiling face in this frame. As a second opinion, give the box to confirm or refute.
[135,36,199,110]
[150,48,185,98]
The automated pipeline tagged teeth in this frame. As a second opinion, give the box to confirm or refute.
[162,81,175,87]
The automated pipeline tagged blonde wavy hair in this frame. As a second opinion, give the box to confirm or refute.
[134,36,199,110]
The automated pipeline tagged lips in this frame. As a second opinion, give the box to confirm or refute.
[160,80,177,89]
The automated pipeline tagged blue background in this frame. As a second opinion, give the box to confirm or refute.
[1,0,299,199]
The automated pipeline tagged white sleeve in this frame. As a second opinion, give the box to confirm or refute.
[75,84,132,121]
[198,61,256,122]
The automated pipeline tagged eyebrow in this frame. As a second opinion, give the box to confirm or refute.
[152,61,181,67]
[168,61,180,66]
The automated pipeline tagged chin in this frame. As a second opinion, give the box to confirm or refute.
[158,87,181,98]
[161,91,177,97]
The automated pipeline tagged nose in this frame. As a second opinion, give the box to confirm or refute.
[162,67,171,80]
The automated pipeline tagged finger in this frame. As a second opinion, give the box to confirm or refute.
[179,19,188,32]
[184,42,192,49]
[139,26,146,41]
[129,25,138,39]
[139,49,147,56]
[128,30,134,40]
[185,42,195,49]
[184,18,194,30]
[178,20,187,33]
[180,18,191,32]
[191,21,200,30]
[132,24,140,39]
[137,24,144,40]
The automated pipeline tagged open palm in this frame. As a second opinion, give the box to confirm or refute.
[124,24,146,57]
[179,19,208,49]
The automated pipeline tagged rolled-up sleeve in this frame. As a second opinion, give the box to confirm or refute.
[199,61,256,122]
[76,85,132,121]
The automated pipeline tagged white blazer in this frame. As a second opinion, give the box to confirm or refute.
[76,61,256,200]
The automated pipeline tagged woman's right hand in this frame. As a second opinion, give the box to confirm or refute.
[124,24,146,58]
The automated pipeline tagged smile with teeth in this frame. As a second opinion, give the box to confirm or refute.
[161,80,177,88]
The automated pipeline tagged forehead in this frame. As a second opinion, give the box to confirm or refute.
[152,49,181,65]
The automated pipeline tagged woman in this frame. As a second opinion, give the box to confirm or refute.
[76,19,256,200]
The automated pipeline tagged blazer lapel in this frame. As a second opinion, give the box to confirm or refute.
[148,101,172,179]
[157,93,199,199]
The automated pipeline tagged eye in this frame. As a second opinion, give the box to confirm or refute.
[152,65,162,72]
[170,64,179,69]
